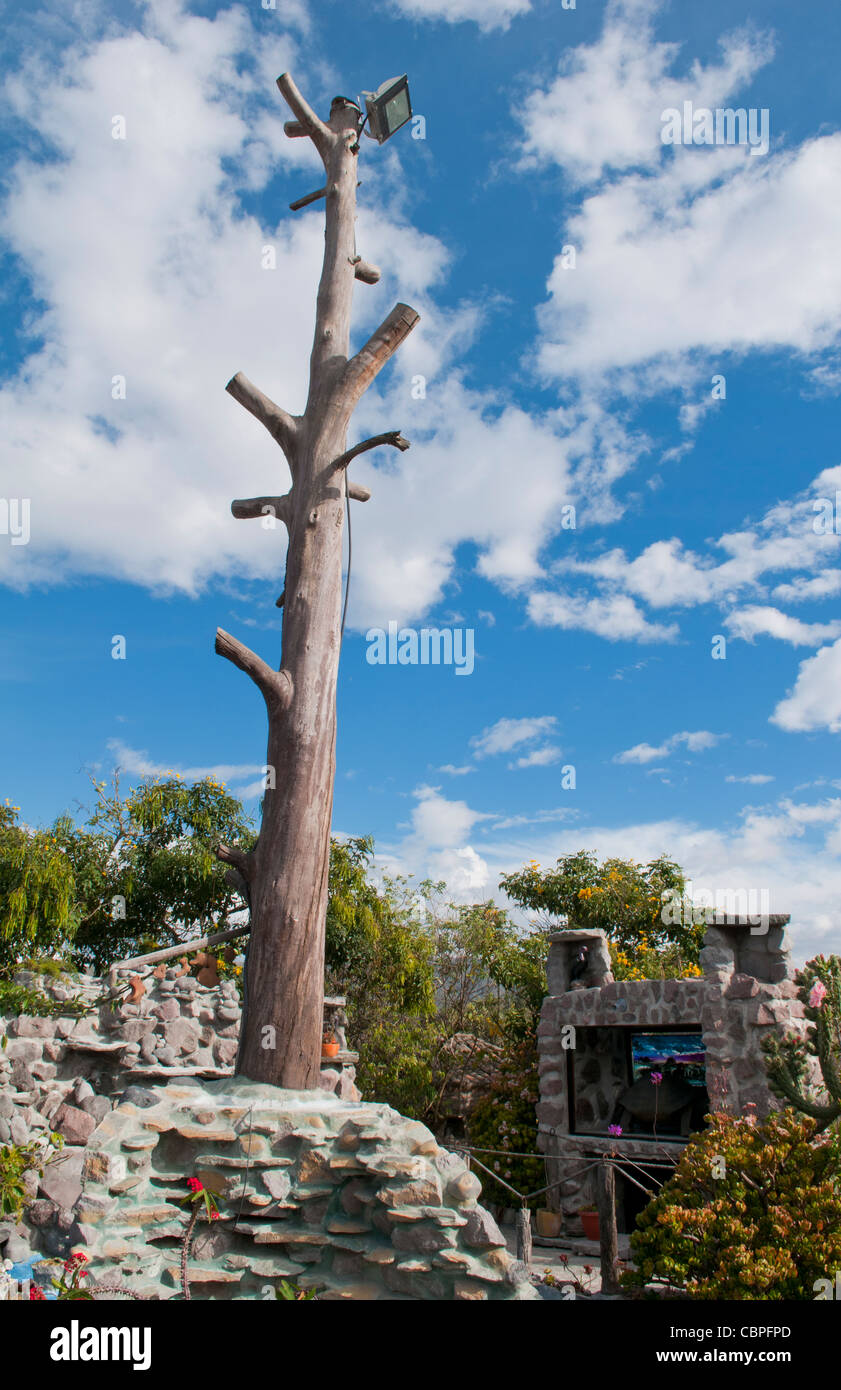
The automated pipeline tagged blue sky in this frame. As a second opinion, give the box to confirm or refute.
[2,0,841,960]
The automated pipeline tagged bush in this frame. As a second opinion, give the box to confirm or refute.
[467,1037,543,1209]
[624,1109,841,1300]
[0,1133,65,1220]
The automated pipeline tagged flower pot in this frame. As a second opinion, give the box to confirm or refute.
[580,1210,600,1242]
[535,1209,563,1239]
[322,1042,340,1059]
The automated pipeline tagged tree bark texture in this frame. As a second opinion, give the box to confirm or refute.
[215,75,418,1087]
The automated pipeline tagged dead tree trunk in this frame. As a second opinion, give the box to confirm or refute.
[214,74,418,1087]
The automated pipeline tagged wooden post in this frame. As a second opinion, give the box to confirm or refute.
[596,1158,620,1295]
[515,1206,533,1268]
[214,74,419,1088]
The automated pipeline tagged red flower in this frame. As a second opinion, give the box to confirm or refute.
[211,1212,219,1221]
[187,1177,203,1193]
[29,1284,46,1300]
[77,1270,89,1279]
[72,1251,88,1263]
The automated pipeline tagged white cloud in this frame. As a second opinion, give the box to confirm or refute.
[725,774,775,785]
[509,745,563,770]
[437,764,475,776]
[0,1,653,634]
[725,605,841,647]
[773,571,841,603]
[469,715,558,759]
[386,0,530,32]
[405,784,491,848]
[489,807,577,831]
[377,779,841,959]
[771,639,841,733]
[517,0,841,389]
[615,730,724,764]
[528,590,678,643]
[539,470,841,647]
[518,0,772,185]
[106,739,264,796]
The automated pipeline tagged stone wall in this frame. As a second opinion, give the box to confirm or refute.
[61,1079,537,1300]
[536,917,810,1231]
[1,967,538,1299]
[0,964,354,1272]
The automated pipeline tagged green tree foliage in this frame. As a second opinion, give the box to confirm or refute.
[763,955,841,1133]
[466,1036,543,1208]
[324,848,551,1128]
[1,777,256,975]
[0,801,76,971]
[325,840,438,1118]
[500,849,702,972]
[624,1110,841,1300]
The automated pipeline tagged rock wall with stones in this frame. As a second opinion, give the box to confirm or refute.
[1,970,537,1300]
[63,1079,538,1300]
[0,964,356,1277]
[536,917,811,1231]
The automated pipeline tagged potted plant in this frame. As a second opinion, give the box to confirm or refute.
[535,1208,563,1239]
[579,1207,600,1242]
[322,1029,340,1059]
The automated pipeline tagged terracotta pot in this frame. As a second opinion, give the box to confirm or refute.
[535,1209,563,1239]
[580,1210,600,1242]
[322,1041,340,1058]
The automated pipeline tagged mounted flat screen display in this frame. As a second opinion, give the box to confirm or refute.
[630,1031,706,1087]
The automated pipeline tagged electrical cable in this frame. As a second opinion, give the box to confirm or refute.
[340,468,352,641]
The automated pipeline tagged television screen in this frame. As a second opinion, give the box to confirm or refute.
[630,1031,706,1087]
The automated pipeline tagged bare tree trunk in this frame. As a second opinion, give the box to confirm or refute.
[215,75,418,1087]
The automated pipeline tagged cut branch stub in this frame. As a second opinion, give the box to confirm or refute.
[334,430,410,471]
[343,303,420,408]
[290,186,328,213]
[346,482,371,502]
[354,260,381,285]
[225,372,298,465]
[216,842,251,878]
[215,628,293,712]
[276,72,333,162]
[231,494,292,529]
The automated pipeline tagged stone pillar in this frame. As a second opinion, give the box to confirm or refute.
[546,929,613,996]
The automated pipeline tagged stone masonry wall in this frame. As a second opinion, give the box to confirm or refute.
[536,917,810,1230]
[67,1079,538,1300]
[0,964,356,1275]
[1,969,538,1299]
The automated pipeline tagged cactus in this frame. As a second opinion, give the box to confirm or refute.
[763,955,841,1132]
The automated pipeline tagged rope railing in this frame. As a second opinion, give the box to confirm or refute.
[453,1140,677,1292]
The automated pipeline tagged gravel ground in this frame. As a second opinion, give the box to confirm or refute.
[501,1222,633,1299]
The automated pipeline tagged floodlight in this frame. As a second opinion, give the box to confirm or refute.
[362,75,412,144]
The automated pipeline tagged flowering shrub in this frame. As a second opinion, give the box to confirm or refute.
[181,1176,220,1223]
[178,1177,221,1301]
[53,1252,92,1301]
[624,1109,841,1300]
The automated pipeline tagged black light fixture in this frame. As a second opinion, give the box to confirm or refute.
[361,75,412,144]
